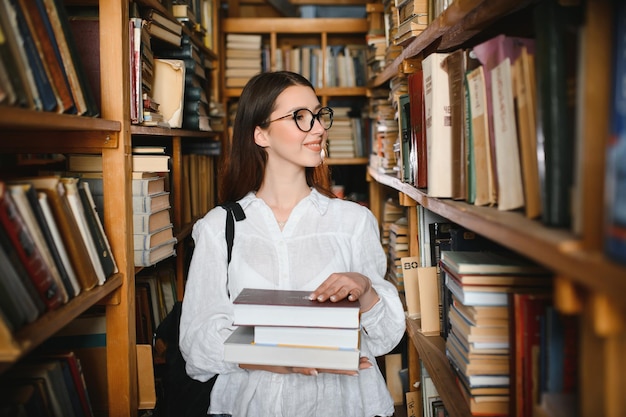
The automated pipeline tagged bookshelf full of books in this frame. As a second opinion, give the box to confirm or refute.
[366,1,626,417]
[0,0,221,415]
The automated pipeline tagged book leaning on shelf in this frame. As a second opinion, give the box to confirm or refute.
[224,288,361,371]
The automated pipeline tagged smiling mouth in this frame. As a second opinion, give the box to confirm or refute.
[304,142,322,151]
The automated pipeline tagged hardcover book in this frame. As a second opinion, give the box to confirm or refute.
[440,251,549,276]
[422,52,453,198]
[232,288,361,329]
[0,182,64,311]
[253,325,360,350]
[224,326,360,371]
[27,176,100,291]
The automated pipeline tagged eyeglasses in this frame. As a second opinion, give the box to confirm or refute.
[267,107,334,132]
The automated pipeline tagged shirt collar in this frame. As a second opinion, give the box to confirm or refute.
[239,188,330,216]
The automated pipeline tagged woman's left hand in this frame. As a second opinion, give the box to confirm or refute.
[309,272,380,312]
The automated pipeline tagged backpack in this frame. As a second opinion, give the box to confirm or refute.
[154,202,245,417]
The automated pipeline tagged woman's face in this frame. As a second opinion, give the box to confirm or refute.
[255,85,328,168]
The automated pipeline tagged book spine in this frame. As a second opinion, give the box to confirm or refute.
[78,181,117,279]
[0,183,63,311]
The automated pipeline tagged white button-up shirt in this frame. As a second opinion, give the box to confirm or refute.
[179,189,406,417]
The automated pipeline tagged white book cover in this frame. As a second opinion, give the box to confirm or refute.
[224,326,360,371]
[491,58,525,211]
[422,52,452,198]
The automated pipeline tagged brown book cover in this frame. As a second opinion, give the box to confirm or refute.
[28,177,99,291]
[233,288,361,329]
[0,182,64,311]
[442,49,467,201]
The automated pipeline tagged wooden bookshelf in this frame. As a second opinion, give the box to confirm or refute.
[0,0,221,415]
[368,1,626,416]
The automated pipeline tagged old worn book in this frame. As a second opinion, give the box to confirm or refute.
[233,288,361,329]
[441,251,549,276]
[134,237,176,267]
[417,266,440,335]
[133,224,174,250]
[61,177,106,285]
[224,326,360,371]
[133,207,172,235]
[422,52,452,198]
[472,35,535,209]
[9,182,77,300]
[133,191,170,214]
[7,182,71,304]
[465,65,496,206]
[513,47,542,219]
[28,176,99,291]
[152,58,185,128]
[78,181,117,278]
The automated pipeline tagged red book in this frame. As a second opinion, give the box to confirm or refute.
[509,293,551,417]
[0,182,63,311]
[408,70,427,188]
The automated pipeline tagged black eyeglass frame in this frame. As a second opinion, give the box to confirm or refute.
[266,106,334,132]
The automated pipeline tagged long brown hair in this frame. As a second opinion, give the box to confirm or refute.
[218,71,334,203]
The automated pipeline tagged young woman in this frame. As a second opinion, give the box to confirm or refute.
[179,71,406,417]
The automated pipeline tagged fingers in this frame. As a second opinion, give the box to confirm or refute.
[309,273,371,303]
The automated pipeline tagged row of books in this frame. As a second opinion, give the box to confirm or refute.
[382,3,585,234]
[0,350,95,416]
[224,288,362,371]
[0,176,117,336]
[224,34,369,90]
[0,0,98,115]
[136,263,178,345]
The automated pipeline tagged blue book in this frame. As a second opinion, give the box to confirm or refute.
[8,0,59,111]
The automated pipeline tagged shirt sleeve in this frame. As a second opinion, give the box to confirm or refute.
[178,210,243,381]
[352,208,406,358]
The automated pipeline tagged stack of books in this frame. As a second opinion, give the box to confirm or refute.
[132,173,176,267]
[224,288,361,371]
[224,34,262,88]
[131,147,176,267]
[327,107,356,158]
[440,250,552,416]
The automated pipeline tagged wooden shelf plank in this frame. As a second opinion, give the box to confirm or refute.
[222,17,368,33]
[326,157,368,166]
[406,318,472,417]
[0,274,123,369]
[130,125,221,138]
[368,167,626,314]
[0,107,120,132]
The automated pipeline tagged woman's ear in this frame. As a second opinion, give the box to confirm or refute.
[254,126,269,148]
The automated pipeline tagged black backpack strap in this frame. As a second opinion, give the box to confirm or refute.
[220,202,246,264]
